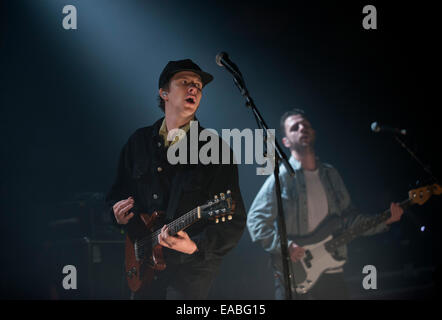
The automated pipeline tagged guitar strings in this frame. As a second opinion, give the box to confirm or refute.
[151,208,198,242]
[134,197,228,253]
[140,208,197,246]
[326,198,412,251]
[136,207,199,248]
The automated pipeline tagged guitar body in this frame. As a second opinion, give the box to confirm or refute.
[122,190,235,293]
[291,235,346,294]
[288,215,346,294]
[282,183,442,295]
[125,211,166,293]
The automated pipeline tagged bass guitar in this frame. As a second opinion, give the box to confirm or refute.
[289,183,441,294]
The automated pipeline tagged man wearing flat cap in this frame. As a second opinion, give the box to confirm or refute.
[106,59,246,299]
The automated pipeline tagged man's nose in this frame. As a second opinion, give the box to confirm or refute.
[187,83,201,94]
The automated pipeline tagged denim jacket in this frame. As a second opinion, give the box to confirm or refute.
[247,156,389,263]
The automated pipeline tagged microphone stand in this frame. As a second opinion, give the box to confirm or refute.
[393,134,439,183]
[229,69,297,300]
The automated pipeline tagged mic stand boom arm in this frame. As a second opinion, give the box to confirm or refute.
[229,69,297,300]
[393,134,439,183]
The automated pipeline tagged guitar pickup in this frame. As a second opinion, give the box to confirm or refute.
[304,250,313,268]
[134,241,142,261]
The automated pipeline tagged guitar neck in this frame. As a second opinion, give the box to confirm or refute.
[325,198,413,252]
[132,191,234,262]
[149,207,201,247]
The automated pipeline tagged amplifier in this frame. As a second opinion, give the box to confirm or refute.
[47,237,130,299]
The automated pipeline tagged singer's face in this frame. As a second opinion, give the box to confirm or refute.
[162,71,203,119]
[282,115,315,151]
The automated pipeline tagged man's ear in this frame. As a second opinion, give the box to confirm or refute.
[282,137,290,148]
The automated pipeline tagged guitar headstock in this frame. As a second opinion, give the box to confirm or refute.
[200,190,234,223]
[409,183,442,205]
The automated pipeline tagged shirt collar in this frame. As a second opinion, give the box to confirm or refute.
[289,156,303,170]
[288,155,323,171]
[158,117,193,147]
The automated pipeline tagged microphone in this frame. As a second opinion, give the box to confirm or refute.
[215,52,243,79]
[371,122,407,135]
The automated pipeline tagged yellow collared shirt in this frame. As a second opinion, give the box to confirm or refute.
[158,118,192,147]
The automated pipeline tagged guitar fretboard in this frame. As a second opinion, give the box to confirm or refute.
[134,207,200,260]
[151,208,200,246]
[324,198,412,253]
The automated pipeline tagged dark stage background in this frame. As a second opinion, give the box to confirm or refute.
[1,0,440,299]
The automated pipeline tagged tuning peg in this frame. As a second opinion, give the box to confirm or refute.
[220,193,225,200]
[226,190,231,195]
[228,215,232,220]
[215,218,219,224]
[214,195,218,200]
[221,216,226,222]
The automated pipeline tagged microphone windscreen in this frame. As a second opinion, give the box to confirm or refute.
[215,52,227,67]
[371,122,380,132]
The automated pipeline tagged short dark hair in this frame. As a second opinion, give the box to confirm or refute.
[279,108,307,137]
[157,82,170,113]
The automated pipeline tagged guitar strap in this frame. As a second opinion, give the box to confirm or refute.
[164,168,186,221]
[164,120,202,221]
[323,168,347,231]
[324,167,365,235]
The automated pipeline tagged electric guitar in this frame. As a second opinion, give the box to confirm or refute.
[288,183,441,294]
[125,190,234,292]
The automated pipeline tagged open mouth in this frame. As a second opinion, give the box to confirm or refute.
[185,96,196,104]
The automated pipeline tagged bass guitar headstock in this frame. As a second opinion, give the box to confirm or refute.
[409,183,442,205]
